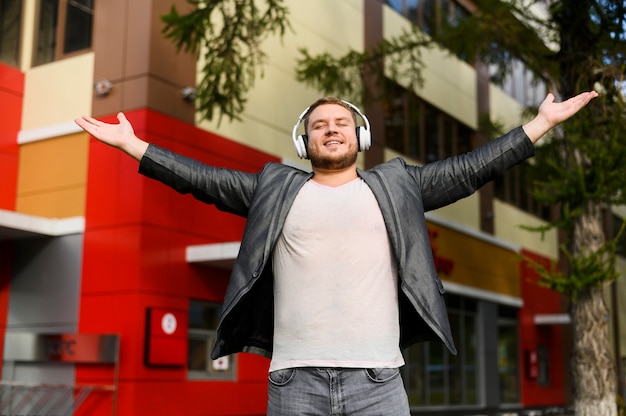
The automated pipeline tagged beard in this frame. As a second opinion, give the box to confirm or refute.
[309,148,358,170]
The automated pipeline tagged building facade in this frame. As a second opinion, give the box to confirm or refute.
[0,0,623,415]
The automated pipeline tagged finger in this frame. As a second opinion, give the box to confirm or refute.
[80,115,104,126]
[74,117,94,131]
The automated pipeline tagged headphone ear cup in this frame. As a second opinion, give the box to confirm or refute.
[295,134,309,159]
[357,126,371,152]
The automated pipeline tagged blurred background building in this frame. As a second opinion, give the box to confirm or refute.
[0,0,623,415]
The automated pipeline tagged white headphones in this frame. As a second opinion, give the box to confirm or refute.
[291,100,372,159]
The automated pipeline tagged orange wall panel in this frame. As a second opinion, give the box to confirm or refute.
[430,222,521,298]
[16,134,89,217]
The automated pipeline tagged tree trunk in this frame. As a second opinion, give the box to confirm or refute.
[570,202,617,416]
[571,287,617,415]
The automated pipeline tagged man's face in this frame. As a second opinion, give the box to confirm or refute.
[306,103,358,171]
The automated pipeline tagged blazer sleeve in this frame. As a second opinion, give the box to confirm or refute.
[411,126,535,212]
[138,144,257,217]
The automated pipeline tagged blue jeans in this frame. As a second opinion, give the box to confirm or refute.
[267,367,410,415]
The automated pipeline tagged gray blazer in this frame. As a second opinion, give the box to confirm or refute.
[138,126,535,360]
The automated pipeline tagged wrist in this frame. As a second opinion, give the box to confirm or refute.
[121,136,149,161]
[522,114,552,143]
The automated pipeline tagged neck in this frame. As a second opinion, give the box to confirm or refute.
[311,166,358,187]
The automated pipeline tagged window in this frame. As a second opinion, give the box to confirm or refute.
[0,0,22,66]
[388,0,547,102]
[490,58,547,108]
[494,162,552,220]
[386,0,470,52]
[33,0,93,66]
[384,82,473,163]
[498,306,520,404]
[536,344,550,386]
[188,300,236,380]
[402,295,479,406]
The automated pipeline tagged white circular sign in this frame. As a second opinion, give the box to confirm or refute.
[161,313,177,335]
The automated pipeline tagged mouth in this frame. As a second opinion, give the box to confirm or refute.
[323,139,342,147]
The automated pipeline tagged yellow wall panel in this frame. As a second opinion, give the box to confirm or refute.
[16,134,89,218]
[489,84,527,130]
[493,200,558,259]
[431,193,481,230]
[197,0,364,160]
[429,222,520,298]
[22,53,94,131]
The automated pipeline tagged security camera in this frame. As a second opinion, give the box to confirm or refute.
[181,87,196,102]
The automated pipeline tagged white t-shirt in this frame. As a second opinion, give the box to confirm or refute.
[270,178,405,372]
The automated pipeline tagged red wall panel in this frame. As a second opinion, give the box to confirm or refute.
[78,109,277,415]
[0,63,23,378]
[0,63,23,210]
[519,249,566,407]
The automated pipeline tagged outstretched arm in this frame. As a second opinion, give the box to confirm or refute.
[522,91,598,143]
[74,112,149,161]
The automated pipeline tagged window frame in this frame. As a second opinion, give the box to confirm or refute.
[383,81,473,164]
[187,300,237,381]
[32,0,94,67]
[497,307,521,405]
[401,295,480,408]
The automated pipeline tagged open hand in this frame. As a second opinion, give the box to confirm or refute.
[523,91,598,143]
[75,112,148,160]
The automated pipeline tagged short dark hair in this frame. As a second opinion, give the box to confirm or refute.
[303,97,357,134]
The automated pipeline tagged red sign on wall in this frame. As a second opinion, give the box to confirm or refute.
[145,307,188,367]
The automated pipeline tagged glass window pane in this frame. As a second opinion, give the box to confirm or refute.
[537,344,550,386]
[407,97,421,160]
[0,0,21,66]
[34,0,58,66]
[386,0,403,13]
[404,295,480,407]
[447,310,462,404]
[421,0,437,35]
[188,337,209,371]
[402,343,426,405]
[384,88,407,154]
[464,314,478,403]
[407,0,418,24]
[450,0,469,26]
[189,300,220,330]
[428,341,446,405]
[63,0,93,54]
[457,123,471,155]
[498,308,520,404]
[188,301,236,380]
[424,104,439,162]
[442,117,454,158]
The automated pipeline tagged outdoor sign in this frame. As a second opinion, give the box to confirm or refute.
[3,333,119,363]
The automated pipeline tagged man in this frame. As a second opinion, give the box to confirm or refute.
[75,91,597,415]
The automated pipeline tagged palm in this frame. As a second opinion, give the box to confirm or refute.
[75,113,135,149]
[539,91,598,126]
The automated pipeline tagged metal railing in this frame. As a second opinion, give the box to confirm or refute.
[0,381,115,416]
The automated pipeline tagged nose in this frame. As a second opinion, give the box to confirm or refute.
[325,124,338,136]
